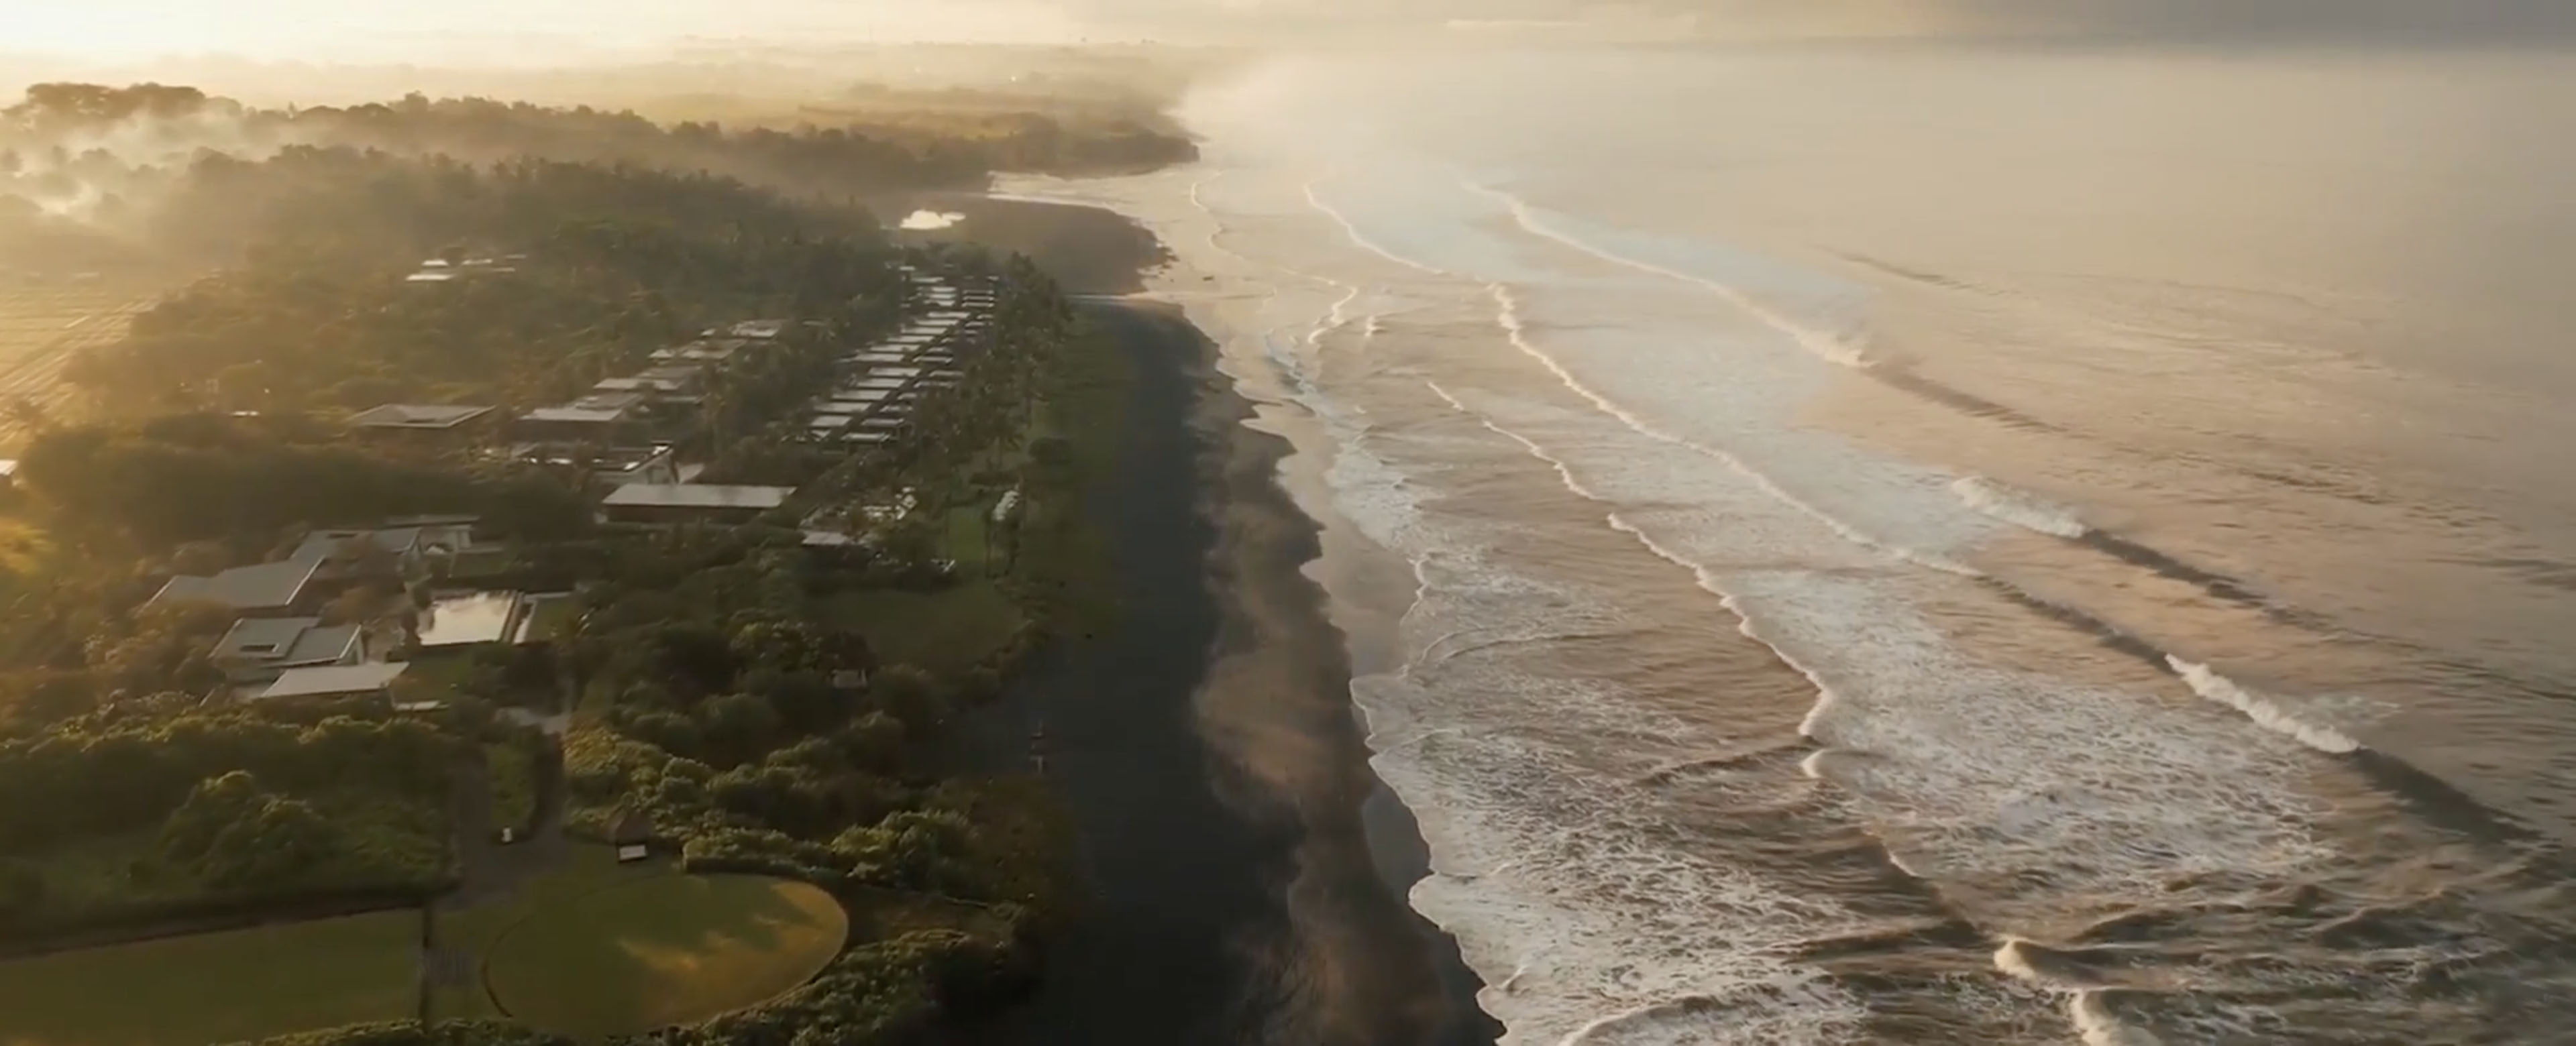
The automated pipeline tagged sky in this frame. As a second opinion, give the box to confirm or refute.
[1,0,2570,63]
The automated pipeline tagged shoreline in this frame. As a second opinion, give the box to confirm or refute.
[944,196,1495,1045]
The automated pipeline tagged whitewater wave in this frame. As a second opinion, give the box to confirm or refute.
[1466,180,1874,369]
[1951,477,2090,538]
[1482,282,1977,579]
[2167,658,2362,754]
[1304,175,1452,276]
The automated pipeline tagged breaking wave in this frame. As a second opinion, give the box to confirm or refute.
[1951,477,2090,538]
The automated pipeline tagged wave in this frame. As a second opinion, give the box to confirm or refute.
[1951,477,2089,538]
[1465,180,1875,369]
[1996,943,2171,1046]
[2167,658,2361,754]
[2070,991,2167,1046]
[1480,282,1976,579]
[1303,174,1452,276]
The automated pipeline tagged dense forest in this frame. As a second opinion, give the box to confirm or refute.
[62,151,902,414]
[0,80,1195,275]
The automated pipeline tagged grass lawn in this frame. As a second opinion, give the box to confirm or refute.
[0,911,420,1046]
[481,873,847,1038]
[429,844,666,1022]
[487,742,538,833]
[519,593,580,644]
[820,581,1023,675]
[942,503,993,573]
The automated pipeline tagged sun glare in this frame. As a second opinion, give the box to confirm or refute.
[0,0,1087,63]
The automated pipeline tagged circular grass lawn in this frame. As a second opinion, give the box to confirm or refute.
[484,874,849,1037]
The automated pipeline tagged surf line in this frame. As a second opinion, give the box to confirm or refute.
[1442,298,2397,770]
[1462,179,1872,369]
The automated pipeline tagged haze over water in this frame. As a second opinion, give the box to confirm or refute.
[1006,44,2576,1044]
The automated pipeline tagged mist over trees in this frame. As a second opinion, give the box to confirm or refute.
[0,80,1194,275]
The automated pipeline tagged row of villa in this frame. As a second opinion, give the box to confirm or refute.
[150,259,999,709]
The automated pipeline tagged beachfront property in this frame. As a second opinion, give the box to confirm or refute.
[287,520,478,583]
[515,391,651,443]
[254,662,413,704]
[149,559,324,615]
[507,442,682,491]
[651,337,751,365]
[717,318,792,341]
[805,413,856,440]
[347,403,496,441]
[211,616,369,688]
[600,483,796,526]
[592,365,709,405]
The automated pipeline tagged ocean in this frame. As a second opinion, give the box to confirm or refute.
[1001,44,2576,1045]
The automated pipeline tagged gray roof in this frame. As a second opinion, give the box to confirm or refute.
[600,484,794,510]
[350,404,494,430]
[257,662,410,700]
[152,560,321,611]
[290,524,472,567]
[213,617,362,666]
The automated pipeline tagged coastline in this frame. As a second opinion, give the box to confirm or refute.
[943,198,1495,1045]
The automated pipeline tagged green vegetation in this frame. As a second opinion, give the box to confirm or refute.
[1,82,1195,280]
[485,875,848,1037]
[0,67,1147,1046]
[820,583,1024,676]
[0,704,466,933]
[431,846,667,1023]
[0,911,421,1046]
[487,742,539,834]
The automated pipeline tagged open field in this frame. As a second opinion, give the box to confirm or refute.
[0,284,158,443]
[822,581,1024,674]
[0,911,421,1046]
[431,844,667,1022]
[481,872,848,1038]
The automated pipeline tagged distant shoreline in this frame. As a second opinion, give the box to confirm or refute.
[937,195,1494,1046]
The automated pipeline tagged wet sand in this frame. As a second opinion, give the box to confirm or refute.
[953,206,1492,1043]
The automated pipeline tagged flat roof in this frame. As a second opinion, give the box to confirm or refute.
[593,375,692,392]
[258,662,409,701]
[350,404,494,430]
[152,560,321,611]
[600,484,794,510]
[843,430,893,444]
[290,523,472,566]
[214,617,360,665]
[520,406,629,424]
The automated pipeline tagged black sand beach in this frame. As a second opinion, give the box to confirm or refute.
[947,199,1493,1046]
